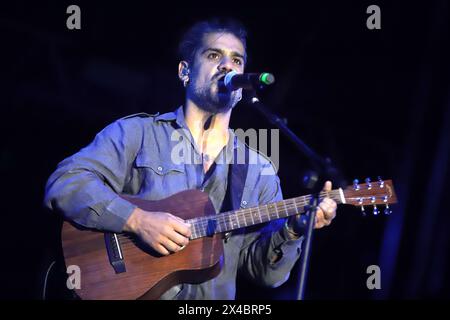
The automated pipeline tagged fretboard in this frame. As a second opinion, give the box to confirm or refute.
[187,189,345,239]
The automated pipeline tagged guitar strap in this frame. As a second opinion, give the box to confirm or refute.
[221,136,250,214]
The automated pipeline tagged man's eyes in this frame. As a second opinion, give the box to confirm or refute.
[233,58,243,66]
[206,52,243,65]
[207,52,220,60]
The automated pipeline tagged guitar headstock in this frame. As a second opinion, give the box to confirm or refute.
[342,177,397,215]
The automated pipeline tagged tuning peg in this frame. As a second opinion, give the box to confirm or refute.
[384,204,391,215]
[373,205,379,215]
[378,176,385,188]
[358,198,366,216]
[353,179,360,191]
[365,178,372,189]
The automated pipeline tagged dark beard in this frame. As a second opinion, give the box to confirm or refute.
[189,83,235,113]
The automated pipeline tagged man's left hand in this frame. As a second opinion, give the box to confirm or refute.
[314,181,337,229]
[286,181,337,237]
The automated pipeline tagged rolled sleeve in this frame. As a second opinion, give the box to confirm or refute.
[44,118,143,232]
[92,195,137,233]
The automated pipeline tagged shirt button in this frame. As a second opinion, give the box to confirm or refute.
[241,200,247,207]
[157,166,163,172]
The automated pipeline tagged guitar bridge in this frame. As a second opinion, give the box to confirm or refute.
[104,233,126,274]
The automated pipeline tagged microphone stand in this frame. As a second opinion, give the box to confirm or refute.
[245,91,343,300]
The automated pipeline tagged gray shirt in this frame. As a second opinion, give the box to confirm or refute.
[44,106,303,299]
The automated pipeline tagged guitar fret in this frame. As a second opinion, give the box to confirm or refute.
[217,217,224,233]
[193,220,198,238]
[234,211,239,228]
[200,219,205,237]
[196,219,202,238]
[266,204,271,221]
[204,216,218,235]
[273,203,279,220]
[275,202,282,218]
[233,211,240,228]
[204,218,211,236]
[293,198,299,214]
[191,224,196,239]
[201,218,207,237]
[247,209,253,226]
[257,206,263,223]
[282,201,288,218]
[240,209,248,227]
[226,214,232,231]
[291,198,298,215]
[250,207,255,225]
[201,219,207,237]
[297,196,306,213]
[257,208,262,223]
[261,205,267,222]
[204,219,210,236]
[239,212,244,227]
[195,223,200,237]
[268,204,274,222]
[265,204,272,222]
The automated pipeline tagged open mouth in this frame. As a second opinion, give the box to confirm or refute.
[215,72,226,81]
[215,74,228,93]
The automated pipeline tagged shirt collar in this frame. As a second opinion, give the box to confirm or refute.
[154,106,179,122]
[155,106,241,160]
[154,105,194,130]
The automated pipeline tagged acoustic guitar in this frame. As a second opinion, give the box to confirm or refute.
[61,178,397,299]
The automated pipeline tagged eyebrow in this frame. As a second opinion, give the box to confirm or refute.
[201,48,246,62]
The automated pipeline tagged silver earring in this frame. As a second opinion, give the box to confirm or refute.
[182,68,190,87]
[237,90,242,102]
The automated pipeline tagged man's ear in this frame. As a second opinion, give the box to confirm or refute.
[178,61,190,80]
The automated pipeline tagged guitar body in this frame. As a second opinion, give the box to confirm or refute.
[62,189,223,300]
[60,179,397,300]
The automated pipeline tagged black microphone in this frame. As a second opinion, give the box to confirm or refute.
[221,71,275,91]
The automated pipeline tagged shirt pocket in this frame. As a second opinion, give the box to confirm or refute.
[134,149,186,198]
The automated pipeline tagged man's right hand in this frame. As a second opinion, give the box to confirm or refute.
[123,207,192,256]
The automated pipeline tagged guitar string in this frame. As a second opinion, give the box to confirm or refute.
[117,190,340,243]
[187,191,342,238]
[117,189,388,243]
[116,191,336,244]
[185,190,390,238]
[189,188,389,232]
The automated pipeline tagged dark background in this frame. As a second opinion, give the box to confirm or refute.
[1,0,449,299]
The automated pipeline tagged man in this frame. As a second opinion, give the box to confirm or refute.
[44,18,337,299]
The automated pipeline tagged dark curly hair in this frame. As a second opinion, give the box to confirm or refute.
[178,17,248,66]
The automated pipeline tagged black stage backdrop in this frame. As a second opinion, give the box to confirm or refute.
[1,0,449,300]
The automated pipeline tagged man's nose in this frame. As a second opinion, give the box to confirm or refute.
[218,57,234,73]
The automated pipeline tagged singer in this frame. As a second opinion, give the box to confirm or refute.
[44,18,337,300]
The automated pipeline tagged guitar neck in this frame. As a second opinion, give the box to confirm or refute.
[187,189,345,239]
